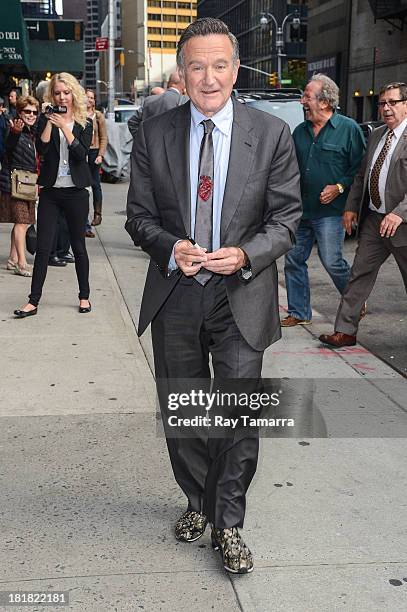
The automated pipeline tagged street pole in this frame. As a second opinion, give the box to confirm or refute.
[240,64,274,77]
[147,42,151,92]
[107,0,115,120]
[276,28,282,84]
[261,12,300,87]
[371,47,378,120]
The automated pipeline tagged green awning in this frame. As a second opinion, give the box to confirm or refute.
[25,19,84,77]
[29,40,84,76]
[0,0,30,74]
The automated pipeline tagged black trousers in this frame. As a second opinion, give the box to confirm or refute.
[29,187,90,306]
[152,275,264,529]
[50,208,71,259]
[88,148,103,205]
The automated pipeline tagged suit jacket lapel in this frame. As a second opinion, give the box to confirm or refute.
[53,121,81,151]
[72,122,81,139]
[164,102,191,236]
[221,99,257,238]
[387,124,407,180]
[51,124,60,152]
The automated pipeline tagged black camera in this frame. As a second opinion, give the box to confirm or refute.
[44,104,67,114]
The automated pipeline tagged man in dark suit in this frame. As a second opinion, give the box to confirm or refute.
[126,17,302,574]
[127,73,186,137]
[320,82,407,347]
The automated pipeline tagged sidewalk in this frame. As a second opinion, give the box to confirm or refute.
[0,183,406,611]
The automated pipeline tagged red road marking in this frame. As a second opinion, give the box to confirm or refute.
[352,363,377,371]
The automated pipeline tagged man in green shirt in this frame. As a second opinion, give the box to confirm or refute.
[282,74,366,327]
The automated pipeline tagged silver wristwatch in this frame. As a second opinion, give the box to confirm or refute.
[241,265,252,281]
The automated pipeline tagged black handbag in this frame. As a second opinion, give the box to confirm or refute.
[26,224,37,255]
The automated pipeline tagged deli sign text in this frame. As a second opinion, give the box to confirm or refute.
[0,31,23,62]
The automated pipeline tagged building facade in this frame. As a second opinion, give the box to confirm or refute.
[21,0,59,18]
[63,0,112,90]
[307,0,353,114]
[121,0,197,96]
[307,0,407,120]
[348,0,407,122]
[198,0,307,89]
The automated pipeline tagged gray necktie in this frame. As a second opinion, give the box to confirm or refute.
[194,119,215,286]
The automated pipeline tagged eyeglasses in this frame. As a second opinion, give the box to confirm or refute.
[377,99,406,108]
[21,109,39,116]
[301,95,317,102]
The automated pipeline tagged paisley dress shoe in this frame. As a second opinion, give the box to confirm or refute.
[174,510,208,542]
[211,526,253,574]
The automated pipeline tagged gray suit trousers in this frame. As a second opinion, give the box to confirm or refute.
[335,211,407,335]
[152,275,264,529]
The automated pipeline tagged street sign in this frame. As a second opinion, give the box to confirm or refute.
[281,79,292,85]
[95,37,108,51]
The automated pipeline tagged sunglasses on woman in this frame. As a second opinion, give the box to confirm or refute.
[21,109,39,116]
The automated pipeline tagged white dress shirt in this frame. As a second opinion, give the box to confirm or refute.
[368,117,407,213]
[168,98,234,270]
[189,98,233,250]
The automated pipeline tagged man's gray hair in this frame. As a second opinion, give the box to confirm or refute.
[310,73,339,110]
[379,81,407,100]
[35,80,49,105]
[177,17,239,69]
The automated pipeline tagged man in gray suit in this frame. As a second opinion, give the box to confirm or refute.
[127,73,186,137]
[126,18,301,573]
[320,82,407,347]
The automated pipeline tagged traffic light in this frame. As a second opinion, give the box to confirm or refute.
[119,52,125,67]
[269,72,278,87]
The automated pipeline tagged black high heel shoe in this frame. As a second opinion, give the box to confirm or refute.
[78,301,91,313]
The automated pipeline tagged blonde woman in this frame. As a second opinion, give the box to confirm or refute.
[0,95,39,276]
[15,73,93,318]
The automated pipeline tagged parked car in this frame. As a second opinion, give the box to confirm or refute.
[358,120,384,142]
[234,89,305,133]
[114,104,139,124]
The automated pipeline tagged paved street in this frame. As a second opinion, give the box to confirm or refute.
[278,236,407,378]
[0,181,406,612]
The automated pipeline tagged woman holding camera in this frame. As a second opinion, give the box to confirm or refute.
[0,95,39,276]
[14,73,93,318]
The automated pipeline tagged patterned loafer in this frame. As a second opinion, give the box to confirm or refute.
[174,510,208,542]
[211,526,254,574]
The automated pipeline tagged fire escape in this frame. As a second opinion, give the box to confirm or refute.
[368,0,407,30]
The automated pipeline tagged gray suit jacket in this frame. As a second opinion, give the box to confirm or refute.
[345,123,407,246]
[127,89,188,137]
[125,99,302,351]
[142,88,188,121]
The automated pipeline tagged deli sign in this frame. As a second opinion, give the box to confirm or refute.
[0,31,23,62]
[0,1,31,71]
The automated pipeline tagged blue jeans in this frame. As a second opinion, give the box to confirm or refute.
[284,216,351,321]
